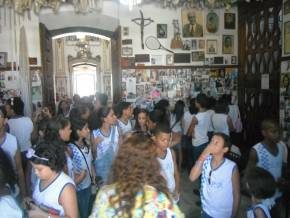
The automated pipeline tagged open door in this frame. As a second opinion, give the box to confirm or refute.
[39,23,56,114]
[111,26,122,103]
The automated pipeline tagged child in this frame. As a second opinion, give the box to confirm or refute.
[245,119,288,216]
[134,108,148,132]
[152,124,180,201]
[245,167,276,218]
[190,132,240,218]
[68,118,93,218]
[117,102,133,136]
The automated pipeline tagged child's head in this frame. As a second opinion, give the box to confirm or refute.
[5,97,24,117]
[261,119,280,143]
[208,132,231,155]
[152,124,171,150]
[135,108,148,130]
[172,100,185,122]
[189,98,198,115]
[214,100,229,114]
[45,117,71,142]
[0,106,7,130]
[195,93,208,110]
[98,107,117,127]
[95,93,108,110]
[70,118,90,141]
[148,109,164,130]
[118,102,133,119]
[245,167,276,200]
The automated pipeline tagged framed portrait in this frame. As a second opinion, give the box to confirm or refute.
[192,51,205,62]
[166,54,174,65]
[183,40,191,50]
[224,13,236,29]
[206,40,217,54]
[284,0,290,15]
[151,55,163,65]
[123,26,129,36]
[181,9,204,37]
[206,11,219,33]
[284,21,290,55]
[157,24,167,38]
[222,35,234,54]
[192,39,197,50]
[0,52,7,68]
[231,56,237,64]
[122,47,133,56]
[198,39,205,49]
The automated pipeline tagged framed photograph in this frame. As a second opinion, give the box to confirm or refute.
[166,54,174,65]
[123,26,129,36]
[122,47,133,56]
[181,9,204,37]
[0,52,7,68]
[192,39,197,50]
[206,11,219,33]
[183,40,191,50]
[231,56,237,64]
[224,13,236,29]
[284,0,290,15]
[151,55,163,65]
[198,40,205,49]
[206,40,217,54]
[157,24,167,38]
[192,51,205,62]
[223,35,234,54]
[284,21,290,55]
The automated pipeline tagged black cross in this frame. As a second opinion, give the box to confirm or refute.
[132,10,154,49]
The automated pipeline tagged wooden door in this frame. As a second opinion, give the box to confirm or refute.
[238,0,282,147]
[39,23,56,114]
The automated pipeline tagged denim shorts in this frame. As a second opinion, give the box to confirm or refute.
[94,146,114,184]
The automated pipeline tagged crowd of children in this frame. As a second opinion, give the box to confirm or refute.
[0,92,288,218]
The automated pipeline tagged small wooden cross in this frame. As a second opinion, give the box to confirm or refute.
[132,10,154,49]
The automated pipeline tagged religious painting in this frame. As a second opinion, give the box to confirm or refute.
[284,0,290,15]
[123,26,129,36]
[206,40,217,54]
[198,40,205,49]
[166,54,174,65]
[222,35,234,54]
[0,52,7,68]
[284,21,290,55]
[192,39,197,50]
[157,24,167,38]
[224,13,236,29]
[181,9,204,37]
[192,51,205,62]
[206,11,218,33]
[122,47,133,56]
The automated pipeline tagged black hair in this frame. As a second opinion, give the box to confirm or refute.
[95,93,108,107]
[245,167,276,199]
[30,140,66,172]
[212,132,231,148]
[196,93,208,109]
[44,117,70,143]
[0,148,16,192]
[57,100,68,116]
[155,99,170,111]
[6,97,24,116]
[214,100,229,114]
[152,124,171,136]
[95,107,113,129]
[0,106,7,118]
[189,98,198,115]
[70,118,88,142]
[261,119,279,131]
[172,100,185,123]
[207,97,217,110]
[31,117,50,145]
[148,109,164,124]
[134,108,148,131]
[117,102,131,118]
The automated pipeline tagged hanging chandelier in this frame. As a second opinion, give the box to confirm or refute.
[120,0,142,10]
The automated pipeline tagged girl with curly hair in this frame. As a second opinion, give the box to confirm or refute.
[89,133,184,218]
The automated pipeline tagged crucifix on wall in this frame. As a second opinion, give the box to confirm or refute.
[132,10,154,49]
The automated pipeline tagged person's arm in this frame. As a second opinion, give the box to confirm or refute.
[15,150,27,197]
[231,167,240,218]
[169,132,181,147]
[253,207,268,218]
[244,148,258,177]
[171,149,180,197]
[187,116,197,137]
[227,116,235,132]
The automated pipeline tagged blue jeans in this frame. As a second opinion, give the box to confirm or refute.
[94,146,114,184]
[77,186,91,218]
[193,142,208,164]
[201,210,213,218]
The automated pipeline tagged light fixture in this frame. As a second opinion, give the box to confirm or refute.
[120,0,142,10]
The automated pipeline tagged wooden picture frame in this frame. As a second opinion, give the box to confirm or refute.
[157,24,167,38]
[206,40,217,54]
[222,35,234,54]
[284,21,290,55]
[0,52,7,68]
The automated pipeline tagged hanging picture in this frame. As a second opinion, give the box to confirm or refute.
[192,51,205,62]
[192,39,197,50]
[122,47,133,56]
[123,26,129,36]
[284,21,290,55]
[0,52,7,68]
[223,35,234,54]
[206,11,219,33]
[284,0,290,15]
[157,24,167,38]
[166,54,174,65]
[183,40,191,50]
[231,56,237,64]
[181,9,204,37]
[151,55,163,65]
[224,13,236,29]
[198,40,205,49]
[206,40,217,54]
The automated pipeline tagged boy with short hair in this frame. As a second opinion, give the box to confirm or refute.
[190,132,240,218]
[153,124,180,201]
[245,119,288,217]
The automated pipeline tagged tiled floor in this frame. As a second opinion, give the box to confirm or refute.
[178,170,251,218]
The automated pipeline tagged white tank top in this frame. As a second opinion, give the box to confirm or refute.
[192,111,210,147]
[201,156,236,218]
[117,119,132,135]
[158,148,175,193]
[211,113,230,136]
[33,172,75,216]
[247,203,271,218]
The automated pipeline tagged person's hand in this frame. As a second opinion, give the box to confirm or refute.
[22,197,33,210]
[173,191,180,202]
[28,203,47,218]
[203,143,215,156]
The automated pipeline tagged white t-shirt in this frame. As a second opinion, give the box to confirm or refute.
[192,111,210,147]
[117,119,132,136]
[228,105,239,129]
[170,114,182,133]
[211,113,230,136]
[0,195,23,218]
[33,172,75,216]
[158,148,175,193]
[182,111,195,135]
[1,133,18,169]
[207,109,215,132]
[201,156,236,218]
[8,117,33,152]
